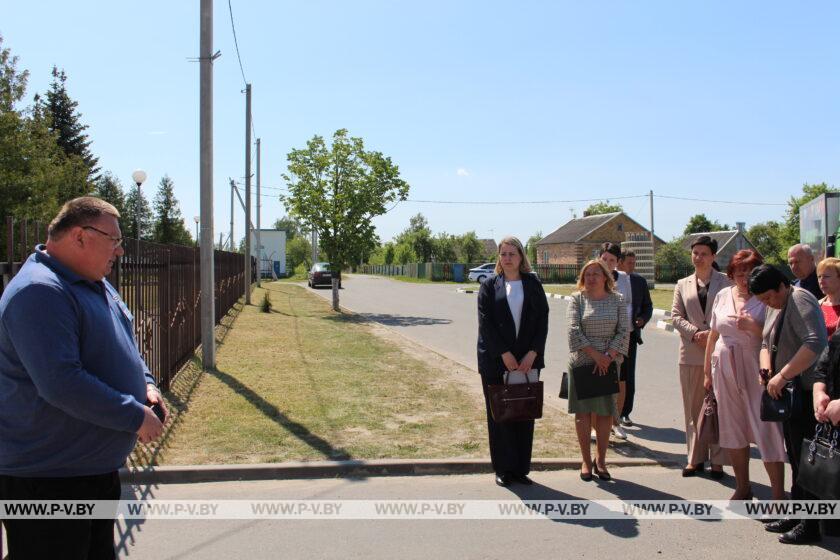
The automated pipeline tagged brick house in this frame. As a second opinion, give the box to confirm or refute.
[535,212,664,266]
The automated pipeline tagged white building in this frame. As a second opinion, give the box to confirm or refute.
[250,229,287,278]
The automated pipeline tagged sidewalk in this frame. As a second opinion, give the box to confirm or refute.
[117,467,840,559]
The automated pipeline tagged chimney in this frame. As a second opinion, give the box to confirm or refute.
[736,222,745,232]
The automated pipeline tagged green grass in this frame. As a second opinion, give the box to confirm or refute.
[543,285,675,310]
[157,282,580,464]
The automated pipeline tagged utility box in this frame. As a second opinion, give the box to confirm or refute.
[251,229,287,278]
[800,193,840,262]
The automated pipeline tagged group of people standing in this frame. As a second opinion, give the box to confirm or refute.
[477,238,651,485]
[477,235,840,546]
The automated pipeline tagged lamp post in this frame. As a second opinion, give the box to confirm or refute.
[131,169,146,317]
[193,216,200,247]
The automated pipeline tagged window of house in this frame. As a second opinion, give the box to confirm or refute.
[543,251,548,263]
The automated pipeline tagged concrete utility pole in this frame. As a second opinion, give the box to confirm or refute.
[230,178,235,251]
[649,189,655,261]
[256,137,261,287]
[244,83,252,304]
[199,0,216,369]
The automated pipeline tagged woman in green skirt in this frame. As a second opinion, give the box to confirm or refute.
[566,259,629,481]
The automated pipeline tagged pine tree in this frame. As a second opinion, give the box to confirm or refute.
[93,172,127,220]
[124,184,154,241]
[45,66,99,184]
[152,175,192,245]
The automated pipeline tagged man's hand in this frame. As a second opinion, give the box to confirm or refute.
[634,318,645,328]
[516,351,537,373]
[137,406,164,444]
[146,384,169,423]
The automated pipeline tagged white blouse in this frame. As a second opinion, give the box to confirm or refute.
[505,280,524,337]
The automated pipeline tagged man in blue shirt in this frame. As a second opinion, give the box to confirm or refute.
[0,197,167,559]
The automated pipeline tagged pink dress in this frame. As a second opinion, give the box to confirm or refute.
[709,287,786,461]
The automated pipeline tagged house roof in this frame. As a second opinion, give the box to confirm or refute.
[536,212,665,246]
[479,238,497,256]
[536,213,623,245]
[682,231,742,254]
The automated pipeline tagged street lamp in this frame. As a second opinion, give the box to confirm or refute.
[131,169,146,317]
[194,216,200,247]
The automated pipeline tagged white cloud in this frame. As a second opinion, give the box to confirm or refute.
[456,168,469,177]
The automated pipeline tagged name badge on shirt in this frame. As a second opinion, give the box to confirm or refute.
[112,292,134,323]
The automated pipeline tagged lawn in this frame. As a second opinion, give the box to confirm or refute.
[155,282,579,464]
[543,284,675,311]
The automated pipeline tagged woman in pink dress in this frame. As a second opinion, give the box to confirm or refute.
[703,250,786,500]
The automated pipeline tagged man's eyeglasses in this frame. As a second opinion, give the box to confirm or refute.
[82,226,124,248]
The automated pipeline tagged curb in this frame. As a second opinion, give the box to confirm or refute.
[651,308,671,319]
[656,319,675,332]
[120,457,664,485]
[456,288,476,294]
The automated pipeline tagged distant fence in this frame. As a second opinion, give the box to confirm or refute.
[1,217,245,390]
[362,262,695,284]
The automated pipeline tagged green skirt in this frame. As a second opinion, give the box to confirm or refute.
[567,366,616,416]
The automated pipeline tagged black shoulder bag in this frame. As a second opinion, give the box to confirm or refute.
[760,300,802,422]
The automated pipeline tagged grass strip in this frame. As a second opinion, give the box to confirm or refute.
[158,282,580,464]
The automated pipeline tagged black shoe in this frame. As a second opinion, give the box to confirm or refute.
[593,463,612,481]
[513,474,533,485]
[619,415,633,427]
[495,473,512,487]
[708,467,725,480]
[779,521,821,545]
[682,464,704,477]
[765,518,800,534]
[580,472,593,482]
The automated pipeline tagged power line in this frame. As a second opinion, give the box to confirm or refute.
[654,194,786,206]
[405,195,647,205]
[227,0,247,85]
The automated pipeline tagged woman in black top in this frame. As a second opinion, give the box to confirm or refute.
[477,236,549,487]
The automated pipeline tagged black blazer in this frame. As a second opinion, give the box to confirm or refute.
[629,272,653,344]
[476,272,549,378]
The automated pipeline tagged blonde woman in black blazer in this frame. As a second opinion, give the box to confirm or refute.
[477,236,549,487]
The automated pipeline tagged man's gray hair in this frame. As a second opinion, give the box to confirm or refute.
[788,243,814,257]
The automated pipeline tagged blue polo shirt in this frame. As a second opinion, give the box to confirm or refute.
[0,246,154,477]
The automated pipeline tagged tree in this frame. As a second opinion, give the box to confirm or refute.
[654,236,691,278]
[93,172,127,220]
[43,66,99,184]
[782,182,839,247]
[0,35,87,223]
[747,221,785,265]
[124,185,154,241]
[151,175,192,245]
[526,231,543,265]
[457,231,484,263]
[583,201,622,216]
[394,213,433,262]
[273,215,306,241]
[394,242,416,265]
[282,129,409,310]
[286,235,313,272]
[683,214,729,235]
[383,242,395,265]
[432,232,457,262]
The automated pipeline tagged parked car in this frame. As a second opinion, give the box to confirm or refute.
[308,262,342,288]
[468,263,496,283]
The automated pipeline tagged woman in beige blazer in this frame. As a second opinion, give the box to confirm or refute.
[671,235,730,477]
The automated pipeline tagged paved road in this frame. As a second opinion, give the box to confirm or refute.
[119,469,840,559]
[308,275,685,463]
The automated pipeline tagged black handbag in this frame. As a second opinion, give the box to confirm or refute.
[760,379,802,422]
[761,302,801,421]
[571,362,619,400]
[559,371,569,399]
[798,423,840,499]
[488,376,544,423]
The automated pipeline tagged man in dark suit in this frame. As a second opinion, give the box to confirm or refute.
[618,250,653,426]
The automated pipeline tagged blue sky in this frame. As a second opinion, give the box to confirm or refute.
[4,1,839,246]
